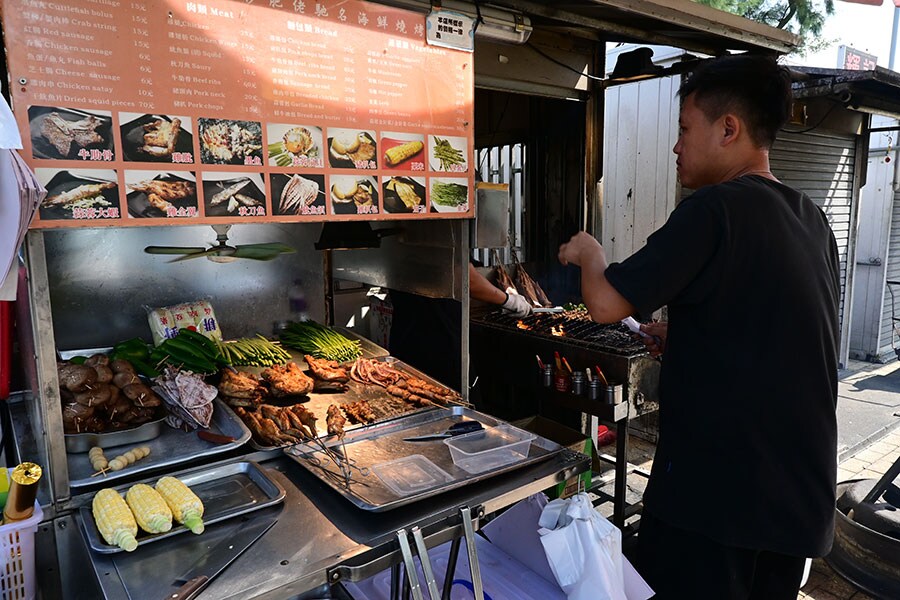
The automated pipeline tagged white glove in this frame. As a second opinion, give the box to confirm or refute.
[501,288,533,318]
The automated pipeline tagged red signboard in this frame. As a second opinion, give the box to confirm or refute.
[1,0,475,228]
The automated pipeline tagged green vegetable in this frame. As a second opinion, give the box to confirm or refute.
[69,355,88,365]
[279,321,361,363]
[432,136,465,171]
[216,335,292,367]
[432,182,468,207]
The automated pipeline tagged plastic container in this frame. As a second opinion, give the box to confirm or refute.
[444,424,536,474]
[372,455,453,497]
[0,495,43,600]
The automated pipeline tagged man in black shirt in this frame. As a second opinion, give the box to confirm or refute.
[558,55,840,599]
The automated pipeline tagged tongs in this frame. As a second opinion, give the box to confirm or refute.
[403,420,483,442]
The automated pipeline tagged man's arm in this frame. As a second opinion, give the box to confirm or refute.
[558,232,635,323]
[469,263,507,305]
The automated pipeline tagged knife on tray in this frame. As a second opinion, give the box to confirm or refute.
[164,514,277,600]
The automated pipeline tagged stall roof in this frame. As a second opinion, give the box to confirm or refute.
[487,0,800,55]
[793,66,900,120]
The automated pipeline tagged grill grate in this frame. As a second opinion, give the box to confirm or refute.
[472,310,646,357]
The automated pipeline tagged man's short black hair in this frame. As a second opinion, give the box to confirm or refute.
[679,54,793,149]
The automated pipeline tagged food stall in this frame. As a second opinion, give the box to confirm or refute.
[0,1,799,598]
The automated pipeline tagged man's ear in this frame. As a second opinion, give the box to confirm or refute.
[721,114,740,146]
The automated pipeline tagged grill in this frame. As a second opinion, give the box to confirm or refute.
[470,308,661,426]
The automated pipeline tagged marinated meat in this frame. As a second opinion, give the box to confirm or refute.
[312,380,349,393]
[290,405,318,437]
[128,179,195,214]
[218,369,266,400]
[153,367,216,430]
[261,362,314,397]
[343,400,376,424]
[304,355,349,383]
[326,404,346,438]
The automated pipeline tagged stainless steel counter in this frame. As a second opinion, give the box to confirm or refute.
[69,451,588,599]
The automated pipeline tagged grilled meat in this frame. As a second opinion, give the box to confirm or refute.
[343,401,376,424]
[291,405,318,437]
[128,180,195,214]
[304,355,349,383]
[279,175,319,214]
[326,404,346,438]
[313,380,349,393]
[39,112,104,156]
[141,117,181,157]
[261,362,314,397]
[218,369,266,400]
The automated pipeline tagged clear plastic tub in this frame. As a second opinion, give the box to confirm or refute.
[444,424,536,474]
[372,455,453,497]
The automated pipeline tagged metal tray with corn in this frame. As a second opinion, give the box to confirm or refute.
[79,460,285,554]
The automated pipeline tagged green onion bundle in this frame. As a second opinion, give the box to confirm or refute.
[216,335,293,367]
[279,321,362,363]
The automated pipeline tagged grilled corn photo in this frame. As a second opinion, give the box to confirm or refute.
[92,488,139,552]
[384,140,424,167]
[126,483,173,534]
[155,476,205,534]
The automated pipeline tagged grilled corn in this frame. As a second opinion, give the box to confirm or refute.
[126,483,173,534]
[384,141,423,166]
[92,488,139,552]
[155,476,205,534]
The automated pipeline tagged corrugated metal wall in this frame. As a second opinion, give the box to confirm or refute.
[769,130,857,340]
[879,179,900,358]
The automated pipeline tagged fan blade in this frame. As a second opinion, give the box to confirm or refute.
[169,247,227,263]
[232,243,295,261]
[144,246,207,255]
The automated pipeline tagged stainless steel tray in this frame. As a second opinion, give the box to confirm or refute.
[65,415,167,454]
[79,460,286,553]
[239,354,466,452]
[283,407,563,512]
[68,400,251,490]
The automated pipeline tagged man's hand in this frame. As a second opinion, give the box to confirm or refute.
[639,321,668,357]
[558,232,604,267]
[501,288,533,318]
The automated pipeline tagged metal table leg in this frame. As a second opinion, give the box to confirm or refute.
[613,416,628,527]
[441,537,462,600]
[411,527,441,600]
[390,564,401,600]
[460,507,484,600]
[397,529,425,600]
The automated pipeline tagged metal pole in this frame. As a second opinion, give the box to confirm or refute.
[890,7,899,71]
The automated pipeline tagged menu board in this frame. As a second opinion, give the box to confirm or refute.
[1,0,474,228]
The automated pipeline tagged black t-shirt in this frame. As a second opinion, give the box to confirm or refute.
[605,175,840,557]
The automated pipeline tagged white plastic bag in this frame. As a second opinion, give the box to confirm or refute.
[538,493,629,600]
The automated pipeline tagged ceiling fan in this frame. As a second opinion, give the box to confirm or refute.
[144,224,295,263]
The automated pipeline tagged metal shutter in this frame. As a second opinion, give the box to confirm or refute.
[770,130,857,348]
[879,183,900,359]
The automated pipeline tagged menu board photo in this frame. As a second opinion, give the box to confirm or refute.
[1,0,475,228]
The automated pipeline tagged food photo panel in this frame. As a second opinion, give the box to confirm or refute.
[267,123,324,168]
[429,177,469,213]
[380,132,426,172]
[119,113,194,164]
[330,175,379,216]
[202,172,267,218]
[327,128,378,170]
[198,118,263,166]
[124,170,198,219]
[382,176,426,214]
[271,173,326,216]
[28,106,115,162]
[428,135,468,173]
[36,168,120,221]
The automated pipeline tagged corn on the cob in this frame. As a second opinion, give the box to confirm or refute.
[92,488,139,552]
[155,477,205,534]
[126,483,173,534]
[384,141,423,166]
